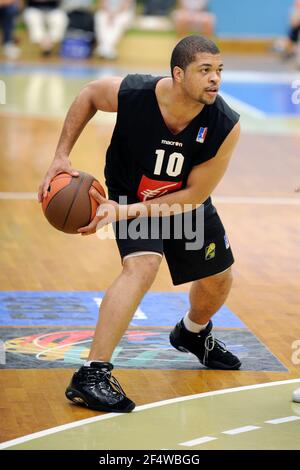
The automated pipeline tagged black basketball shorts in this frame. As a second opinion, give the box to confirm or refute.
[110,195,234,285]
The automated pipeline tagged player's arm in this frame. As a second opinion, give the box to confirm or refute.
[81,122,240,235]
[38,76,122,202]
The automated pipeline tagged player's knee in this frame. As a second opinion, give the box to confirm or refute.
[212,267,233,294]
[194,267,233,298]
[123,253,162,288]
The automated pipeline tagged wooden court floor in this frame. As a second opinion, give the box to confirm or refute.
[1,69,300,444]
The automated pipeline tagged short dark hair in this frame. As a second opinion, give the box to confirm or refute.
[170,35,220,77]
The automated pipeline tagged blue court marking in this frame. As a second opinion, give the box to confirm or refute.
[1,64,298,116]
[0,63,124,77]
[221,81,300,116]
[0,291,246,328]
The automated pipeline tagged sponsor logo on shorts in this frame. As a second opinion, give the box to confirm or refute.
[224,234,230,249]
[205,242,216,260]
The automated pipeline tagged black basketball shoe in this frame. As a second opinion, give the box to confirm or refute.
[169,320,241,370]
[65,361,135,413]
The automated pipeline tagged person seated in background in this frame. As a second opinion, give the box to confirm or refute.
[62,0,94,39]
[24,0,68,56]
[172,0,215,37]
[94,0,135,60]
[0,0,21,59]
[282,0,300,60]
[143,0,175,16]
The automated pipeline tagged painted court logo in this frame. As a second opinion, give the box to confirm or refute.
[0,80,6,105]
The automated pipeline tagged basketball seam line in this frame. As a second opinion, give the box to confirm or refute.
[44,175,73,216]
[62,174,85,230]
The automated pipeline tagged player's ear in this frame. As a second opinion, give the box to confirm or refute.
[173,66,184,83]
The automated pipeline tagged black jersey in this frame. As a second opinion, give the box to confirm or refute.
[104,74,239,203]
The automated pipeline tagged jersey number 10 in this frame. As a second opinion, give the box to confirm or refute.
[154,150,184,177]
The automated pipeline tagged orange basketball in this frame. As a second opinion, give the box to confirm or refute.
[42,171,106,234]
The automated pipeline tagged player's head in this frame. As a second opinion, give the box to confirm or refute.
[170,35,223,105]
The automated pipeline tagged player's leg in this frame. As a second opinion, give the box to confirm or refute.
[66,208,164,413]
[65,253,162,413]
[188,267,233,325]
[88,253,162,362]
[166,204,241,370]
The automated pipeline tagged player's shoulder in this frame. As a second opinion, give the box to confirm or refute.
[213,94,240,124]
[120,74,161,92]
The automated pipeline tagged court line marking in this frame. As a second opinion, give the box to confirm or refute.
[265,416,300,424]
[223,71,300,84]
[0,378,299,449]
[220,91,266,119]
[174,415,300,448]
[179,436,218,446]
[1,65,299,83]
[0,193,300,205]
[214,196,300,205]
[222,425,261,435]
[0,192,37,199]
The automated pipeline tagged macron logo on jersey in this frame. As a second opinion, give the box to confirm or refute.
[161,139,183,147]
[196,127,208,144]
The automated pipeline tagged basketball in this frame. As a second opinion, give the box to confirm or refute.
[42,171,106,234]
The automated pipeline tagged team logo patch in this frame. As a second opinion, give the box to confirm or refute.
[224,234,230,249]
[137,175,182,201]
[196,127,208,143]
[205,242,216,260]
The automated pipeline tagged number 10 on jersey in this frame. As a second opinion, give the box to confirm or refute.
[154,150,184,177]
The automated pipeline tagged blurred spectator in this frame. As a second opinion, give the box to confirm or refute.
[60,0,95,59]
[24,0,68,56]
[172,0,215,37]
[143,0,174,15]
[62,0,94,37]
[94,0,135,60]
[282,0,300,60]
[0,0,21,59]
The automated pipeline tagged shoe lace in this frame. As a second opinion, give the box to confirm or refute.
[84,369,127,397]
[203,333,228,366]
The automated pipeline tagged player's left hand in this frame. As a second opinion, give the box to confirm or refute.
[77,188,120,235]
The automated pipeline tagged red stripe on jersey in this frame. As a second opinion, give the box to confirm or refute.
[137,175,183,201]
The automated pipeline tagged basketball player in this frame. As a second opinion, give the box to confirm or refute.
[39,36,241,413]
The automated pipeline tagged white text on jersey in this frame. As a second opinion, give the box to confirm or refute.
[161,140,183,147]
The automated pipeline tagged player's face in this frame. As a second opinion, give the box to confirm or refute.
[182,53,223,105]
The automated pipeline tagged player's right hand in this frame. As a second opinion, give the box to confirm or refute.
[38,157,79,203]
